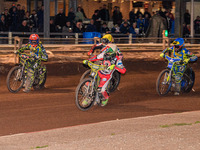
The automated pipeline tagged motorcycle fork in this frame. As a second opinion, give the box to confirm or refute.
[167,70,172,83]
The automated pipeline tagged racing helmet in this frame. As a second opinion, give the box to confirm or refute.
[101,34,114,44]
[29,34,39,47]
[172,38,184,52]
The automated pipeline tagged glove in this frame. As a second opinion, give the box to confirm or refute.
[107,64,115,71]
[30,47,37,53]
[184,58,190,64]
[14,51,19,54]
[83,60,88,65]
[160,53,165,58]
[88,50,93,56]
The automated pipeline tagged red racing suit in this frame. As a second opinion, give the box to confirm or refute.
[88,43,126,101]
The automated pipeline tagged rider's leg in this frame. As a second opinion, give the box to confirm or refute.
[23,68,35,93]
[98,71,112,106]
[174,82,181,95]
[39,65,46,85]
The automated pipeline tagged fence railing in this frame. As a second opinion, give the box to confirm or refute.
[1,32,200,51]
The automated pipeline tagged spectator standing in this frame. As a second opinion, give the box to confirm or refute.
[50,19,57,33]
[23,11,34,31]
[30,10,38,32]
[137,14,144,34]
[184,10,190,25]
[194,16,200,34]
[0,15,9,31]
[10,7,19,31]
[55,9,66,32]
[1,8,11,30]
[78,5,87,19]
[144,13,150,33]
[9,3,16,14]
[92,10,101,32]
[99,4,109,21]
[129,8,136,25]
[112,6,123,26]
[143,8,151,19]
[101,22,110,33]
[37,5,44,32]
[16,4,25,25]
[120,21,129,34]
[86,19,96,32]
[136,8,143,19]
[67,7,75,24]
[75,7,85,22]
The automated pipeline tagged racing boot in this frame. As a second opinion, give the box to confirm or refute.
[101,98,109,106]
[100,91,109,106]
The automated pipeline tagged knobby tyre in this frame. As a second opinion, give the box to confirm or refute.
[182,68,195,93]
[79,69,91,81]
[33,70,47,90]
[75,78,95,111]
[6,66,24,93]
[156,69,172,96]
[108,71,121,93]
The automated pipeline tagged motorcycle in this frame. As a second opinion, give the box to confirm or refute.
[79,55,122,93]
[6,53,47,93]
[156,55,195,96]
[75,60,120,111]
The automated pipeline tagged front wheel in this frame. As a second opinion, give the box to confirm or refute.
[80,69,91,81]
[156,69,172,96]
[75,78,95,111]
[6,66,24,93]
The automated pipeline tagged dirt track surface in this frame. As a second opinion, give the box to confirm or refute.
[0,60,200,136]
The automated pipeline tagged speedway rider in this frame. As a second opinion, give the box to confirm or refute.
[17,34,48,93]
[88,34,123,61]
[83,34,126,106]
[160,38,197,95]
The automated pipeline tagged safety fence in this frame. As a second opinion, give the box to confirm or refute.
[0,32,200,49]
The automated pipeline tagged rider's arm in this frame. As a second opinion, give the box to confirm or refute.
[88,43,104,55]
[39,45,48,61]
[116,48,123,59]
[184,49,198,63]
[17,44,30,53]
[160,47,173,58]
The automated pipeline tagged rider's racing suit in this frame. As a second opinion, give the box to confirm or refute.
[18,41,48,92]
[89,44,126,105]
[160,46,197,93]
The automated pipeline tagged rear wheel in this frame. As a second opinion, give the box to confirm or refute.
[33,70,47,90]
[75,78,95,111]
[182,68,195,93]
[156,69,172,96]
[6,66,24,93]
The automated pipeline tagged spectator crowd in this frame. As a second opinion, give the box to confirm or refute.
[0,3,198,37]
